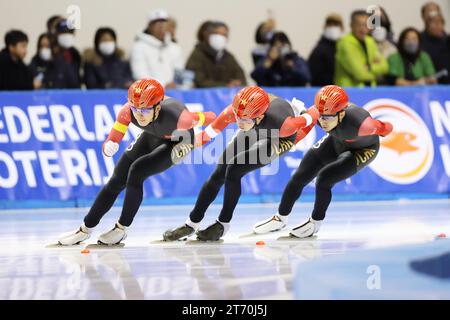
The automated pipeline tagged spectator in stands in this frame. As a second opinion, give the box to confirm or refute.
[196,20,213,43]
[0,30,33,90]
[167,17,178,43]
[370,6,397,59]
[251,31,311,87]
[29,33,79,89]
[308,13,344,86]
[251,17,276,66]
[420,2,442,24]
[334,10,388,87]
[83,27,132,89]
[387,27,437,86]
[421,12,450,84]
[186,20,246,88]
[52,19,81,87]
[130,9,183,88]
[46,15,64,37]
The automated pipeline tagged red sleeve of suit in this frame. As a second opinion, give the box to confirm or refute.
[358,117,393,137]
[280,107,320,142]
[195,106,236,146]
[104,104,132,144]
[176,110,217,130]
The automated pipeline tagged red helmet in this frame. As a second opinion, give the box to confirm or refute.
[128,78,165,109]
[314,85,348,115]
[232,86,270,119]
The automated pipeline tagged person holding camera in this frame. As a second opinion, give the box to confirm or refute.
[251,31,311,87]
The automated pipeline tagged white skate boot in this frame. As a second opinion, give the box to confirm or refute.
[289,217,321,238]
[58,223,91,245]
[253,214,288,234]
[98,223,127,245]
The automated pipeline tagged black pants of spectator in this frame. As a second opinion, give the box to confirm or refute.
[189,131,294,223]
[84,132,192,228]
[278,134,379,221]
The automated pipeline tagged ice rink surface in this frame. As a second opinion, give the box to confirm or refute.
[0,199,449,300]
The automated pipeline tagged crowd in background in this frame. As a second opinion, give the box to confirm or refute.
[0,2,449,91]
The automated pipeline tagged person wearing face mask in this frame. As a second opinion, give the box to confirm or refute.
[185,20,247,88]
[163,86,319,241]
[130,9,183,88]
[167,17,178,43]
[46,15,64,37]
[308,13,344,87]
[251,31,311,87]
[369,6,397,60]
[421,13,450,84]
[29,33,79,89]
[53,19,81,87]
[0,30,33,90]
[387,27,437,86]
[421,2,442,25]
[253,85,393,238]
[334,10,388,87]
[251,17,277,66]
[57,78,217,246]
[83,27,133,89]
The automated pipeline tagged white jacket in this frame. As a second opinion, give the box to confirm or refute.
[130,32,183,85]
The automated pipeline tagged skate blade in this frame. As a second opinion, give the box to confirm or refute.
[239,229,285,239]
[276,235,318,241]
[85,243,125,249]
[149,238,188,244]
[238,232,258,239]
[186,239,224,245]
[46,242,86,248]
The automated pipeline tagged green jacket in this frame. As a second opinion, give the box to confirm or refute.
[185,43,247,88]
[387,51,435,80]
[334,33,388,87]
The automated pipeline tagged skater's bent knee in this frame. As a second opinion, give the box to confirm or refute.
[224,164,244,181]
[315,174,334,189]
[126,165,145,187]
[104,176,126,193]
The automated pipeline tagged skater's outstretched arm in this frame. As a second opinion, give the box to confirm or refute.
[294,121,317,144]
[103,104,132,157]
[279,106,320,138]
[358,117,393,137]
[176,110,217,130]
[195,105,236,146]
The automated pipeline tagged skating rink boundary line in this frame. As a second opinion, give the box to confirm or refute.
[0,198,449,215]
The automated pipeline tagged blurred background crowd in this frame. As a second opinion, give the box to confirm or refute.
[0,1,449,91]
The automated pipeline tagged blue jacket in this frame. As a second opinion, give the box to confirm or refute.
[251,51,311,87]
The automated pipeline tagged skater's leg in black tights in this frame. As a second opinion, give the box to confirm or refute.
[84,154,133,228]
[278,134,339,217]
[83,132,157,228]
[189,163,228,223]
[118,142,180,227]
[312,146,378,221]
[217,137,279,223]
[188,134,242,223]
[278,150,327,216]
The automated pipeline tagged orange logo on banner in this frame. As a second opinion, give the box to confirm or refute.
[381,132,419,155]
[363,99,434,185]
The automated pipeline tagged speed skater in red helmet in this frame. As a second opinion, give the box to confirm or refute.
[253,85,393,238]
[164,85,321,242]
[57,78,216,246]
[195,86,319,146]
